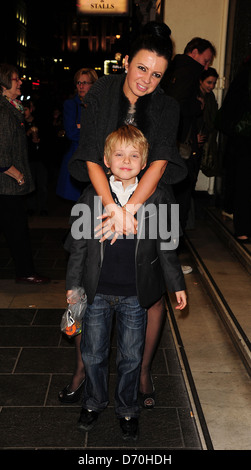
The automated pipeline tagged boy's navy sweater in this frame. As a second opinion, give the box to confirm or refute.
[96,189,137,297]
[96,236,137,297]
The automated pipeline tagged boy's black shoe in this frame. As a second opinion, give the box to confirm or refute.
[78,408,99,431]
[120,417,138,441]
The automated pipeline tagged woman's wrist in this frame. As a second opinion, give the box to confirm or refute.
[104,202,123,217]
[122,205,135,216]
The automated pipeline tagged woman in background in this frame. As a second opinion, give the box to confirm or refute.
[0,63,49,284]
[56,68,98,201]
[197,67,219,177]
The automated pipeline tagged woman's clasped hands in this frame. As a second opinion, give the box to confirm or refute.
[95,203,139,244]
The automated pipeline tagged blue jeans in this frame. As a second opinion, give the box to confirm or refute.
[81,294,147,418]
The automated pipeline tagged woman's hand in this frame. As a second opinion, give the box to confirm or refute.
[95,203,138,244]
[87,160,166,244]
[4,165,25,185]
[175,291,187,310]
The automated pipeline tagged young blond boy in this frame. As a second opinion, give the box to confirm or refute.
[65,125,186,440]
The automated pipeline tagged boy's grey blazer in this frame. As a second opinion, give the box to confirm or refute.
[65,185,185,309]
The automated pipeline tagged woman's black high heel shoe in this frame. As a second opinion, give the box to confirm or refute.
[139,389,156,409]
[139,375,156,409]
[58,379,85,404]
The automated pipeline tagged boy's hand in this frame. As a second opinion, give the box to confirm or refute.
[175,291,187,310]
[66,290,77,304]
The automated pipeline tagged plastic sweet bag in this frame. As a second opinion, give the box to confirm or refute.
[60,287,87,337]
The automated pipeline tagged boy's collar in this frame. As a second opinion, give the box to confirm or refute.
[109,175,138,193]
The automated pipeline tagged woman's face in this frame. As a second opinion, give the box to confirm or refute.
[200,76,217,95]
[123,49,168,104]
[76,73,93,99]
[3,72,22,100]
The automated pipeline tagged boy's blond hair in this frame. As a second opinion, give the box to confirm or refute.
[104,125,149,167]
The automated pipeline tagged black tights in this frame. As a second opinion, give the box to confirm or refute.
[69,333,85,392]
[140,296,165,393]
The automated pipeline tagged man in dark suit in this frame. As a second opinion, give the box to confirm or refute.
[165,38,216,273]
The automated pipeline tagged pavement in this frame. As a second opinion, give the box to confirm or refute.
[0,191,205,464]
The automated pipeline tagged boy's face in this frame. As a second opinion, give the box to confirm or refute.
[104,140,146,189]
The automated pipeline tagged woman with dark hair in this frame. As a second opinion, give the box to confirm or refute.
[198,67,219,177]
[59,23,187,408]
[0,63,49,284]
